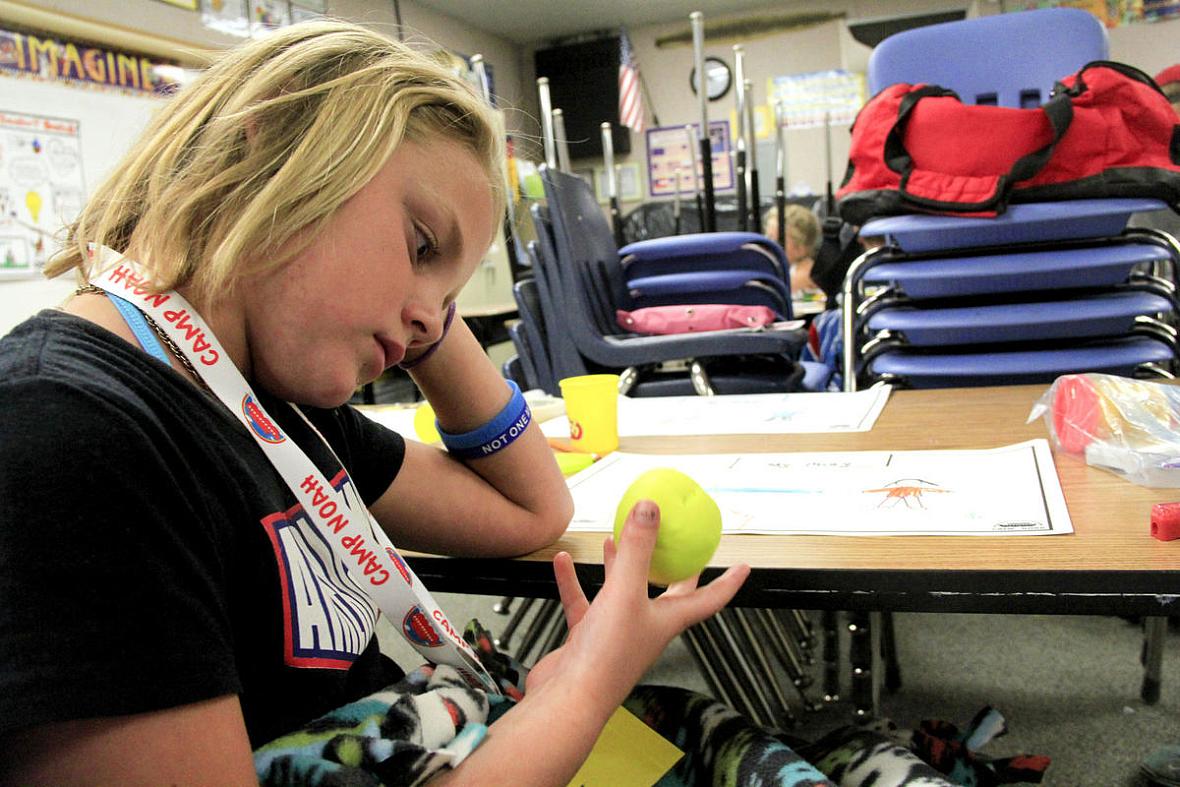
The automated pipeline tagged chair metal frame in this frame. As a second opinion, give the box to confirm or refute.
[538,166,807,395]
[835,5,1180,716]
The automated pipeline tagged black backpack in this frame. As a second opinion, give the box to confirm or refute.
[810,213,864,304]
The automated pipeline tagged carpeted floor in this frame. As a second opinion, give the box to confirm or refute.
[378,596,1180,786]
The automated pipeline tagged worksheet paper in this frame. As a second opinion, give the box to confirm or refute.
[567,439,1073,536]
[362,387,892,442]
[542,386,892,438]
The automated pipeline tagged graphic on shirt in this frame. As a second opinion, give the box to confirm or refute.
[260,469,378,669]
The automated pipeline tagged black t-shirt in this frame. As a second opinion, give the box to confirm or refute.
[0,310,407,746]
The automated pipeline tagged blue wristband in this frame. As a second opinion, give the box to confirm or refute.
[437,380,532,460]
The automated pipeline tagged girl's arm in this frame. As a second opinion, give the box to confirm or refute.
[369,317,573,557]
[1,695,257,786]
[431,500,749,785]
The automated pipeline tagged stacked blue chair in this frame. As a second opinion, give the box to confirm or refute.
[620,232,791,316]
[841,8,1179,393]
[509,277,557,393]
[526,204,591,388]
[844,205,1179,390]
[832,5,1178,718]
[538,166,810,396]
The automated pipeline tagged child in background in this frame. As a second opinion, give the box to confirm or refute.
[764,204,822,295]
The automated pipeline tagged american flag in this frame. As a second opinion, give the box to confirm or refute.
[618,29,645,133]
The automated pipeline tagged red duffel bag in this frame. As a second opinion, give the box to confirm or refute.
[836,61,1180,225]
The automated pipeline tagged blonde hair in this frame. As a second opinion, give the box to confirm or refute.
[47,20,504,303]
[763,204,819,255]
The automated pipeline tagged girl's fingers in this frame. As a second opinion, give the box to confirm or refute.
[552,551,590,628]
[663,573,702,597]
[665,563,751,629]
[602,535,617,576]
[610,500,661,584]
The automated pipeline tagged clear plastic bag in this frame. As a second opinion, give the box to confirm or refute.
[1028,373,1180,487]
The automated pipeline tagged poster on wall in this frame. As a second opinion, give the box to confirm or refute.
[251,0,293,36]
[1004,0,1180,25]
[201,0,251,37]
[645,121,733,198]
[593,163,643,203]
[768,69,865,129]
[1141,0,1180,21]
[0,111,86,277]
[0,26,195,95]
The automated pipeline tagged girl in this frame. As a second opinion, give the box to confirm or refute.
[0,21,747,784]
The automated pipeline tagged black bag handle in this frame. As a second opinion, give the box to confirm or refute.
[881,82,1074,212]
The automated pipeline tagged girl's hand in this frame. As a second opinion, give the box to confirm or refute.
[525,500,749,706]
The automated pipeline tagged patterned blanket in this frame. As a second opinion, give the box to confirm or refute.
[254,621,1048,787]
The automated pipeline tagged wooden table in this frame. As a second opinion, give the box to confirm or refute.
[407,385,1180,617]
[405,384,1179,717]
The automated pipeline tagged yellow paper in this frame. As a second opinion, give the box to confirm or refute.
[566,706,683,787]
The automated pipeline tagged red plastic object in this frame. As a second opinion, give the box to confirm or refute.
[1151,502,1180,541]
[1053,374,1102,453]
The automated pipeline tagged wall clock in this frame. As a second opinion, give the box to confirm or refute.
[690,56,732,102]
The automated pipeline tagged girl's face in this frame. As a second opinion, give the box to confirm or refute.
[785,235,807,264]
[238,136,497,407]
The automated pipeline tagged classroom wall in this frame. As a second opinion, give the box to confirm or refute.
[622,12,849,202]
[0,0,528,129]
[519,1,1180,209]
[520,0,981,202]
[0,0,525,334]
[1108,17,1180,78]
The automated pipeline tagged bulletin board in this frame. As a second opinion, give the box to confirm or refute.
[645,121,734,198]
[0,45,170,277]
[768,69,866,129]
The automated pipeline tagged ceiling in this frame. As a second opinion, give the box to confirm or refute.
[410,0,790,44]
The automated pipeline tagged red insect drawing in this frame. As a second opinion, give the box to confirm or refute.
[863,478,950,509]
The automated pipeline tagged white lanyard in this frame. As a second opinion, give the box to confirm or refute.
[90,245,498,693]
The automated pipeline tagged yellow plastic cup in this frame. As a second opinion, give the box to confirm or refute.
[413,402,441,444]
[558,374,620,455]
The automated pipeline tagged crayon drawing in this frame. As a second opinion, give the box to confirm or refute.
[863,478,951,509]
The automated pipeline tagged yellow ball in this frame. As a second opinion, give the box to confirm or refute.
[613,468,722,586]
[413,402,441,444]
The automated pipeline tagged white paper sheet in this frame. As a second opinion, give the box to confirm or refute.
[360,404,420,438]
[542,386,892,438]
[567,439,1072,536]
[362,388,890,442]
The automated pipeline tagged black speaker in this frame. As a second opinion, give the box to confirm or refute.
[535,36,631,161]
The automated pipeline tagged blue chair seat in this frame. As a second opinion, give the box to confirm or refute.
[627,269,789,315]
[620,232,786,280]
[866,292,1173,347]
[866,336,1175,389]
[539,167,807,381]
[861,199,1167,254]
[862,243,1170,299]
